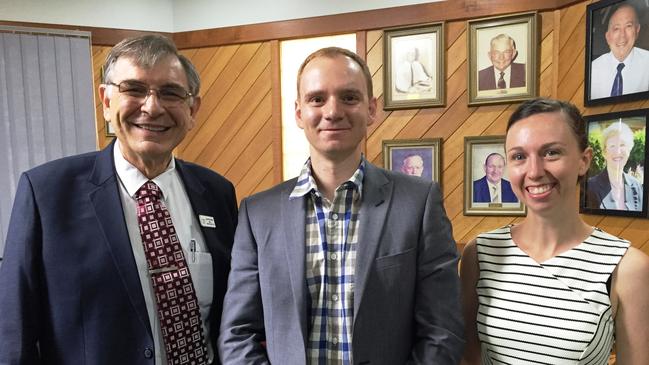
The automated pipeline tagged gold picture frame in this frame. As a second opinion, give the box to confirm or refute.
[467,12,538,106]
[383,22,445,110]
[464,136,526,216]
[382,138,442,183]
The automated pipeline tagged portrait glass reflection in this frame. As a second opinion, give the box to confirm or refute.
[581,111,648,216]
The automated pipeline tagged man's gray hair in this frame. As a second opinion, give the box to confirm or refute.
[102,34,200,96]
[490,33,517,50]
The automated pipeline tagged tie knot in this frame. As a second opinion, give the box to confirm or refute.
[135,180,161,200]
[617,63,625,72]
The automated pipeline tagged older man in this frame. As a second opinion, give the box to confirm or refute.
[478,33,526,91]
[219,47,464,364]
[0,35,237,364]
[400,154,425,177]
[591,3,649,99]
[473,152,517,203]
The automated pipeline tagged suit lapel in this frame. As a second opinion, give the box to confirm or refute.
[175,161,224,256]
[87,142,151,335]
[281,184,308,344]
[354,163,392,321]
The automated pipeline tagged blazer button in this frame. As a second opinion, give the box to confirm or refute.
[144,347,153,359]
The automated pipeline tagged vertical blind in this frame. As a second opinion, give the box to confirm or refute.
[0,26,96,258]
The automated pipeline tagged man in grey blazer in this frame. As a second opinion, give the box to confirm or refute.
[218,47,464,364]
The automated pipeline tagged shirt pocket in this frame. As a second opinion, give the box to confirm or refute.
[187,252,214,310]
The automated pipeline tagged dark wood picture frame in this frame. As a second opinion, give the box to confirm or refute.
[580,108,648,217]
[584,0,649,106]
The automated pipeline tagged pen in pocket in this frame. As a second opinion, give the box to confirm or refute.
[190,239,196,263]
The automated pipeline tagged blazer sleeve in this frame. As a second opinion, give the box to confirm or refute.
[0,173,42,363]
[410,183,465,363]
[218,197,270,365]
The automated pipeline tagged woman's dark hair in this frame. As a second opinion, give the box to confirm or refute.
[507,98,588,152]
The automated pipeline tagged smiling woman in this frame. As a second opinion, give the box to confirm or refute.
[460,98,649,365]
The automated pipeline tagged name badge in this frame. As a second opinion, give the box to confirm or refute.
[199,215,216,228]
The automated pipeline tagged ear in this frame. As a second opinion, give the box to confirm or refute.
[188,96,201,130]
[367,96,377,127]
[295,99,305,130]
[98,84,112,122]
[579,147,593,177]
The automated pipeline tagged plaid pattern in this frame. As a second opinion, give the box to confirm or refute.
[290,159,364,365]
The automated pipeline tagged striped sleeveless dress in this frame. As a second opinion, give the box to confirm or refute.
[476,225,630,364]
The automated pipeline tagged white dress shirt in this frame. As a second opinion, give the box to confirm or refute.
[590,47,649,99]
[113,140,214,364]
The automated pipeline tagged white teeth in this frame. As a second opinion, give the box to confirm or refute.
[528,185,551,194]
[139,125,167,132]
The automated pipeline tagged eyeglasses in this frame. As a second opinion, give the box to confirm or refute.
[107,81,193,106]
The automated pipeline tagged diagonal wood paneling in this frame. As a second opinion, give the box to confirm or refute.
[89,0,647,255]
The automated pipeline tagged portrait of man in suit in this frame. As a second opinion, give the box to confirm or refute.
[590,2,649,100]
[219,47,464,364]
[478,33,526,91]
[0,35,238,364]
[394,46,434,94]
[473,152,518,203]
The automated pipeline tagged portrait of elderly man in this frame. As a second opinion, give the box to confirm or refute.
[400,153,425,177]
[473,152,518,203]
[394,46,434,94]
[587,121,644,211]
[590,3,649,99]
[478,33,526,91]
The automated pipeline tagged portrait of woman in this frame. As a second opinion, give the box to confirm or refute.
[460,99,649,365]
[586,121,643,211]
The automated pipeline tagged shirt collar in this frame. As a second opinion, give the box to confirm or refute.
[487,180,501,190]
[113,139,177,199]
[289,157,365,200]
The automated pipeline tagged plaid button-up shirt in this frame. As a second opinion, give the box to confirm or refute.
[289,158,364,365]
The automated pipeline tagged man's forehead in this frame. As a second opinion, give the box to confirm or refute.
[300,57,366,90]
[609,6,637,25]
[487,155,505,164]
[112,55,187,85]
[491,39,513,50]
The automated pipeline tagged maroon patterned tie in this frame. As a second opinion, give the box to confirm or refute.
[135,181,208,365]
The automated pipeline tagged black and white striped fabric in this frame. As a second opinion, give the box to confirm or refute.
[476,225,629,364]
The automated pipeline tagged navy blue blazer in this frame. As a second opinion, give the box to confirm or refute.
[0,142,237,364]
[473,176,518,203]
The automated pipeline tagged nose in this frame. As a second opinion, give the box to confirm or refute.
[527,155,544,179]
[140,91,165,116]
[323,97,343,121]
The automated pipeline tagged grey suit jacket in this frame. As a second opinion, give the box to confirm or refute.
[218,162,464,364]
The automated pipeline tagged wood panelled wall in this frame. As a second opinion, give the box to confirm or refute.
[92,0,648,256]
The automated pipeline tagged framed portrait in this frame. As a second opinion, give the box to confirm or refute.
[382,138,442,182]
[383,22,445,110]
[585,0,649,106]
[464,136,526,216]
[105,120,115,137]
[580,109,648,217]
[467,12,538,106]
